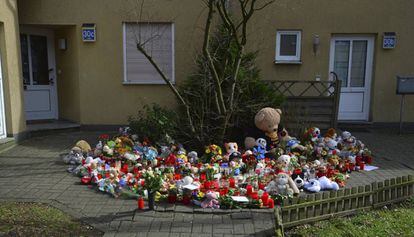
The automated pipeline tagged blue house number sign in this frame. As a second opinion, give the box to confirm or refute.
[82,24,96,42]
[383,32,396,49]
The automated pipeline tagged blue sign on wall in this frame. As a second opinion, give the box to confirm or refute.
[383,32,396,49]
[82,24,96,42]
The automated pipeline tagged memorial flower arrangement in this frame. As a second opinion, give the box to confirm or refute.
[64,123,374,210]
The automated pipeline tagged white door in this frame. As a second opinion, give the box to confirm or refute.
[0,53,8,139]
[329,36,374,121]
[20,27,58,120]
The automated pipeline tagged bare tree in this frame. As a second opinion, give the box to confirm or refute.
[128,0,275,143]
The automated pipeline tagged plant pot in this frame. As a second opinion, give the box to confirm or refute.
[148,192,156,210]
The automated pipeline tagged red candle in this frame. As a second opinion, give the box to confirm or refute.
[268,198,275,208]
[182,196,191,205]
[168,194,177,204]
[261,192,269,206]
[251,192,259,200]
[258,183,265,190]
[359,162,365,171]
[141,180,145,187]
[200,173,207,181]
[229,178,235,188]
[137,197,145,210]
[246,185,253,196]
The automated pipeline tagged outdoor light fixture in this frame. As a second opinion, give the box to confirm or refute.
[58,38,67,50]
[313,34,320,55]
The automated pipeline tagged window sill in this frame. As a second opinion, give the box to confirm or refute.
[274,60,302,65]
[122,81,175,85]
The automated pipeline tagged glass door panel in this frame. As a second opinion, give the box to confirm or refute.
[20,34,30,85]
[333,40,350,87]
[29,35,49,85]
[350,40,368,87]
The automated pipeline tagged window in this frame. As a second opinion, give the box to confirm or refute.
[275,31,301,63]
[123,23,174,84]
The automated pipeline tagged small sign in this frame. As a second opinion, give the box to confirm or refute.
[397,76,414,94]
[383,32,396,49]
[82,23,96,42]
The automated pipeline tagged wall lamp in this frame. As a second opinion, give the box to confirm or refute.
[313,34,320,55]
[58,38,67,50]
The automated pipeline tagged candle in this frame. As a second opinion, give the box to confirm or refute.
[261,192,269,206]
[229,178,236,188]
[138,197,145,209]
[246,184,253,196]
[251,192,259,200]
[359,162,365,171]
[268,198,275,208]
[258,183,265,190]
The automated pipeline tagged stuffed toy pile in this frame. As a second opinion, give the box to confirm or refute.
[63,107,373,209]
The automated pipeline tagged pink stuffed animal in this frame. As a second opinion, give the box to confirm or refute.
[201,191,220,209]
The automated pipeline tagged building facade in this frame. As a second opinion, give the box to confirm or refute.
[0,0,413,140]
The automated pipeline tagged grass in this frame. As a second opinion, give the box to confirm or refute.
[0,202,103,237]
[287,198,414,237]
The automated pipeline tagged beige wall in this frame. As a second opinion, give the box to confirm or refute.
[247,0,414,122]
[0,0,26,136]
[55,26,81,122]
[18,0,206,125]
[17,0,414,125]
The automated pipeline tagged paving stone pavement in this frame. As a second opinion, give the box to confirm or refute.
[0,128,413,237]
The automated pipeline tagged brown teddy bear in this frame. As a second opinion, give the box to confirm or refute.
[254,107,283,145]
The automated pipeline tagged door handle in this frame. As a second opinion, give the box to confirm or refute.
[49,78,54,85]
[23,85,27,90]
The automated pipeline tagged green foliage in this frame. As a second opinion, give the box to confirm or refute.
[142,171,164,194]
[0,202,102,236]
[128,104,178,144]
[288,199,414,237]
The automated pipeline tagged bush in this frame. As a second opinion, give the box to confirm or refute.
[128,104,178,145]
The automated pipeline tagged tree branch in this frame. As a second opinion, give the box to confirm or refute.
[202,0,227,115]
[136,43,197,135]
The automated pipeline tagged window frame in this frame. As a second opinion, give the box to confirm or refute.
[122,22,175,85]
[275,30,302,64]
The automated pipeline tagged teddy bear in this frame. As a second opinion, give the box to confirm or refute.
[72,140,92,154]
[266,173,299,196]
[188,151,198,164]
[244,137,256,151]
[224,142,241,161]
[304,176,339,192]
[254,107,283,145]
[277,155,291,173]
[201,191,220,209]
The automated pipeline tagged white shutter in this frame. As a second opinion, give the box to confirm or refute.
[124,23,174,84]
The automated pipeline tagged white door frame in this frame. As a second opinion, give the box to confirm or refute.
[20,26,58,120]
[0,52,7,139]
[329,35,375,121]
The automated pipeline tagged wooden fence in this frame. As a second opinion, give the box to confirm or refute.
[265,78,341,132]
[274,175,414,237]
